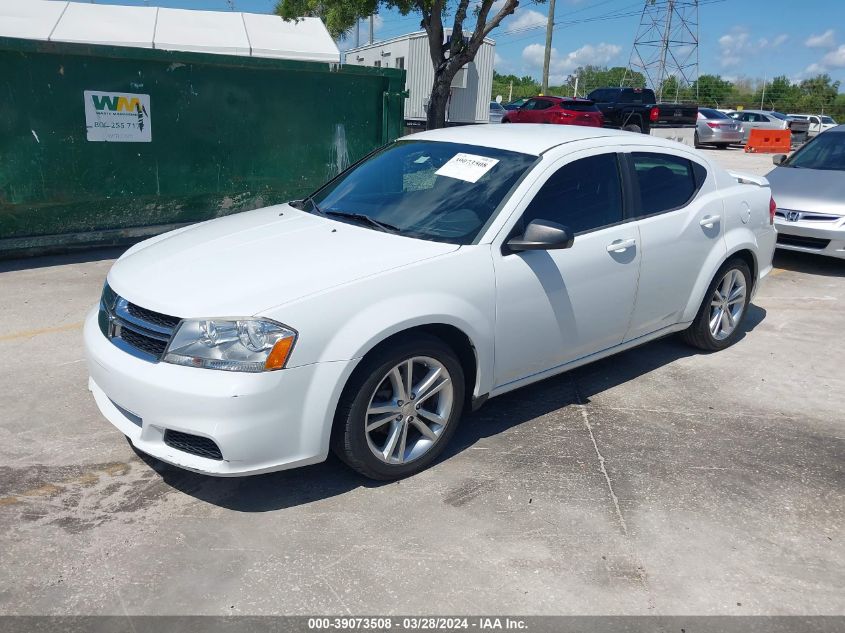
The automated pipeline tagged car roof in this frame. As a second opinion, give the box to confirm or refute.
[402,123,674,156]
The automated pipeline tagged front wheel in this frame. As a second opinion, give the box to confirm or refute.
[331,334,465,480]
[681,259,752,351]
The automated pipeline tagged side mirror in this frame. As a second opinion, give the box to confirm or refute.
[772,154,787,165]
[506,219,574,253]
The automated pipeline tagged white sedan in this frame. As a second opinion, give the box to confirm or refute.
[85,125,777,480]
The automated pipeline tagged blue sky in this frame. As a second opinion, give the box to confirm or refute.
[91,0,845,89]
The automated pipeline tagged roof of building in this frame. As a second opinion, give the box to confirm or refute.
[0,0,340,63]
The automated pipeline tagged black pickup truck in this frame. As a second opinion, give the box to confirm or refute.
[587,87,698,134]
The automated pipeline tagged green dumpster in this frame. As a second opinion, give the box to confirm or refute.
[0,36,406,257]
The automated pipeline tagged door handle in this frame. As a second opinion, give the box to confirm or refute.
[700,215,721,228]
[606,238,636,253]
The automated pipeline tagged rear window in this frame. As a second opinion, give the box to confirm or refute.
[619,89,656,104]
[769,112,787,120]
[557,101,598,112]
[699,108,729,119]
[631,152,704,215]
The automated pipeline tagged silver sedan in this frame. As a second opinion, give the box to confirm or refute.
[767,125,845,259]
[695,108,743,147]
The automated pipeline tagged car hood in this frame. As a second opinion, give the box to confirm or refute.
[766,166,845,216]
[107,205,459,317]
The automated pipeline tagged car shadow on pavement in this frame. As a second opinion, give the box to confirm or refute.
[772,250,845,277]
[444,304,767,459]
[0,247,126,273]
[139,305,766,512]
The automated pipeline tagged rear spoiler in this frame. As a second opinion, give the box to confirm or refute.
[729,171,770,187]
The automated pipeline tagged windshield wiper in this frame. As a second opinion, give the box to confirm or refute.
[289,196,325,215]
[324,211,400,234]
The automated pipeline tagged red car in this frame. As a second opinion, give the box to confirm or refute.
[502,96,604,127]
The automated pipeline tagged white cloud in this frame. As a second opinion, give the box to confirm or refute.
[821,44,845,67]
[718,27,790,68]
[805,29,835,49]
[502,8,546,34]
[522,41,621,77]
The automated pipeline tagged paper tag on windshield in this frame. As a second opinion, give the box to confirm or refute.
[435,153,499,183]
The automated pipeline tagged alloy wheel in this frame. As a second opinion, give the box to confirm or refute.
[364,356,454,465]
[709,269,747,340]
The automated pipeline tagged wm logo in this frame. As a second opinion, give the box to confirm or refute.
[91,95,141,112]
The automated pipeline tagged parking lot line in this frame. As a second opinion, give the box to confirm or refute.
[0,321,82,342]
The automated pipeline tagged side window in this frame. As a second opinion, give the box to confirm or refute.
[521,154,624,234]
[522,99,537,110]
[534,100,553,110]
[631,152,700,215]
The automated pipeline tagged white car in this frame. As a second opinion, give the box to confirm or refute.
[787,113,839,137]
[85,125,777,480]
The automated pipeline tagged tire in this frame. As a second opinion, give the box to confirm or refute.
[331,334,465,480]
[694,132,701,148]
[623,123,642,134]
[681,258,752,351]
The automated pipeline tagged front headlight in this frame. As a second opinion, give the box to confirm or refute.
[163,318,297,373]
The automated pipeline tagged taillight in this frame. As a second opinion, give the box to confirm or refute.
[706,122,721,129]
[769,196,777,225]
[649,106,659,122]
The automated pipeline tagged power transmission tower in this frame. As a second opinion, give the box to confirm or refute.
[624,0,699,103]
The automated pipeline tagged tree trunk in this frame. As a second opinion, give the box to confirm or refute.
[426,72,453,130]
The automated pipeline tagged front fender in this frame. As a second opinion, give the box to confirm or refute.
[263,246,497,398]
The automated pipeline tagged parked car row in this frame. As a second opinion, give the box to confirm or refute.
[492,92,836,152]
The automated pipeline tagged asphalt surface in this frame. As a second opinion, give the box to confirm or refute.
[0,150,843,616]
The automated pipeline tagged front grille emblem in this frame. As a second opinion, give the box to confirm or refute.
[786,211,801,222]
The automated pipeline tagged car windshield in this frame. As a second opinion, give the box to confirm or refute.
[699,108,729,119]
[769,111,787,120]
[310,140,537,244]
[821,116,837,124]
[783,133,845,171]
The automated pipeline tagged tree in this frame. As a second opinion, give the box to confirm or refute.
[693,74,733,108]
[276,0,536,129]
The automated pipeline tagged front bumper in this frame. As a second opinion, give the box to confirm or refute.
[84,307,355,476]
[774,215,845,259]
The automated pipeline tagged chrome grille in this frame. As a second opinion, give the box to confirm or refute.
[775,209,842,223]
[98,284,179,362]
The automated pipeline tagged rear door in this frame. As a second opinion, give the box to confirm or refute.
[624,150,726,340]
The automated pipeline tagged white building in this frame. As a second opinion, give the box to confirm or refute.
[0,0,340,62]
[345,31,495,127]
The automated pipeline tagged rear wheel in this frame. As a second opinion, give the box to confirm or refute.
[681,259,752,351]
[694,132,701,147]
[331,334,465,480]
[623,123,642,134]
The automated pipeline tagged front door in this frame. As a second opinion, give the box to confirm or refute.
[492,151,642,388]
